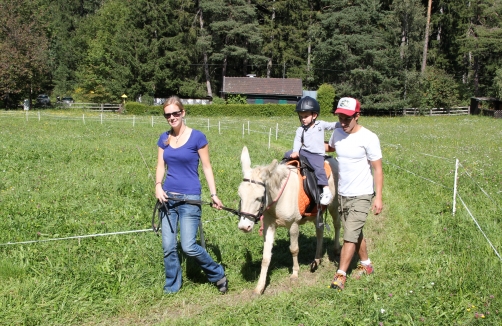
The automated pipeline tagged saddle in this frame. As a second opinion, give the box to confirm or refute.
[283,155,337,217]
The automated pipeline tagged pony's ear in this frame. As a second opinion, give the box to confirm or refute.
[261,159,278,180]
[241,146,252,176]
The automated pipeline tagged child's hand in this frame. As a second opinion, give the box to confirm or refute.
[290,152,299,159]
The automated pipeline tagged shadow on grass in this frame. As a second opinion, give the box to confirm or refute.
[182,241,226,285]
[239,232,344,286]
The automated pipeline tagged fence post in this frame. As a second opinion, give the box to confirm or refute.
[453,158,459,215]
[268,128,271,149]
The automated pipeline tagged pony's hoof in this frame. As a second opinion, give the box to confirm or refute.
[251,289,263,298]
[310,260,319,272]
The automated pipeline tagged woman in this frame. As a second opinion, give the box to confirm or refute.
[155,96,228,294]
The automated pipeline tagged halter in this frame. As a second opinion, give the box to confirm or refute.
[238,178,267,223]
[239,169,292,225]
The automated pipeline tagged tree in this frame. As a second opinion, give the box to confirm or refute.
[316,83,335,113]
[411,67,460,110]
[73,0,132,102]
[494,68,502,98]
[314,0,405,109]
[0,0,49,107]
[45,0,103,98]
[201,0,267,87]
[256,0,319,85]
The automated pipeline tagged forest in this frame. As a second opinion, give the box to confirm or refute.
[1,0,502,110]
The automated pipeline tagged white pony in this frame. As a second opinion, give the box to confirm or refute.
[238,146,341,295]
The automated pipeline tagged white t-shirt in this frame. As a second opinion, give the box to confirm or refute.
[328,126,382,196]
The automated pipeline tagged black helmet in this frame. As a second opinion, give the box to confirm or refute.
[295,96,320,114]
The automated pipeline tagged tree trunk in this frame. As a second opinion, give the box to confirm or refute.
[307,41,311,72]
[222,54,228,84]
[198,8,212,98]
[421,0,432,74]
[267,4,275,78]
[267,56,272,78]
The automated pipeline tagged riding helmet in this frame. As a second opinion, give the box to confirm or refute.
[295,96,320,115]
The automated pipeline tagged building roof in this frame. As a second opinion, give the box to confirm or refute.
[222,77,302,97]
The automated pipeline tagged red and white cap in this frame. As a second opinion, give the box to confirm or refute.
[335,97,361,116]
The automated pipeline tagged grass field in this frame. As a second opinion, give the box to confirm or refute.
[1,110,501,325]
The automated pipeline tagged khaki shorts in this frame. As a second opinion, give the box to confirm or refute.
[338,194,374,243]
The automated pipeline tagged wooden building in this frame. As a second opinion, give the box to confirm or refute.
[221,76,302,104]
[470,97,502,118]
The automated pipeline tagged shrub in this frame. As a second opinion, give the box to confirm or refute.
[124,102,296,117]
[317,83,336,113]
[226,94,247,104]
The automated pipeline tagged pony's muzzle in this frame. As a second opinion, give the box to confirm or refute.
[238,216,254,233]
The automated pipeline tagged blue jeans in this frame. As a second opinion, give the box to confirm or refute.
[161,192,224,293]
[284,149,329,186]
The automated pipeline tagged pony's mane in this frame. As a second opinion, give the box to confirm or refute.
[250,162,290,191]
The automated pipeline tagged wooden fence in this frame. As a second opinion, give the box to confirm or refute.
[61,102,122,112]
[402,107,469,116]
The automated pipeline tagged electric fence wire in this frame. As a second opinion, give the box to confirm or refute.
[383,159,501,261]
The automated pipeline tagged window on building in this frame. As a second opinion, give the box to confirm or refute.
[279,99,287,104]
[255,99,264,104]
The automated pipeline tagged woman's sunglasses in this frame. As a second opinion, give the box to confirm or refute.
[163,111,182,119]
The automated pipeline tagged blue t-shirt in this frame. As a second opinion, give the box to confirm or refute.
[157,129,208,195]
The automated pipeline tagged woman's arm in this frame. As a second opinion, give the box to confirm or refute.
[155,147,168,202]
[198,144,223,209]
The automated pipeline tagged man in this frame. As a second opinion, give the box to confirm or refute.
[326,97,384,290]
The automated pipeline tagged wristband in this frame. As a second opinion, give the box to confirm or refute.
[211,193,217,197]
[155,182,162,186]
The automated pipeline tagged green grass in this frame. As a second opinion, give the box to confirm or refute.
[1,110,501,325]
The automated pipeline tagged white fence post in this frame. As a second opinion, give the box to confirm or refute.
[82,114,85,124]
[276,123,278,140]
[38,112,40,121]
[133,115,135,127]
[100,113,103,124]
[268,128,271,149]
[453,158,459,215]
[151,116,154,127]
[207,119,210,131]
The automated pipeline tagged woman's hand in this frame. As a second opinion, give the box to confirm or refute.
[211,195,223,209]
[155,183,168,202]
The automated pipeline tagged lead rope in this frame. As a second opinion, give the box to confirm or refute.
[259,169,292,236]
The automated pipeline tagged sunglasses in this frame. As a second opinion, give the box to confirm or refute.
[163,111,182,119]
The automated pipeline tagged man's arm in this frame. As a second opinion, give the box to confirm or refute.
[370,159,383,215]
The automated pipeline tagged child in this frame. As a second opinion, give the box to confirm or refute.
[288,96,340,205]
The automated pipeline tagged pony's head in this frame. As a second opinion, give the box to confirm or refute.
[237,146,278,232]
